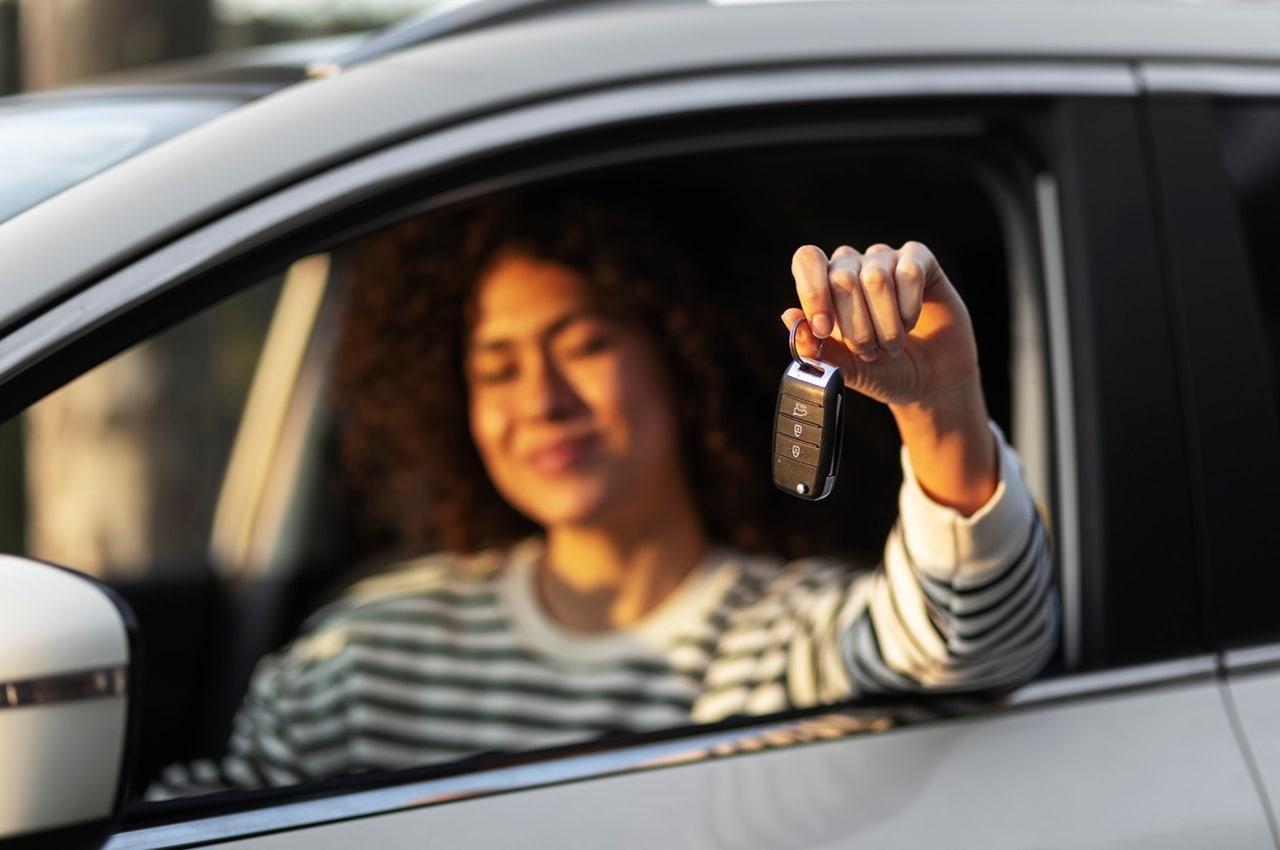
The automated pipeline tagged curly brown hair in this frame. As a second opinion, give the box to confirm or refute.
[331,188,796,559]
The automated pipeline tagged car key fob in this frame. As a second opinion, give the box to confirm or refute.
[773,322,844,500]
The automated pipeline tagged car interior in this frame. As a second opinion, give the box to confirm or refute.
[29,131,1057,802]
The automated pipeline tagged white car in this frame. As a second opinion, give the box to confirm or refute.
[4,1,1280,847]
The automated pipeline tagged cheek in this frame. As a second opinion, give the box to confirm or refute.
[468,394,509,465]
[578,347,680,455]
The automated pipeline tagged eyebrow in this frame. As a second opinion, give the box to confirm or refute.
[468,308,607,354]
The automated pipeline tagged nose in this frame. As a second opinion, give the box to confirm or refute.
[517,346,579,422]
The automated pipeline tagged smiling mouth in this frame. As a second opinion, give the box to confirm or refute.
[525,433,601,475]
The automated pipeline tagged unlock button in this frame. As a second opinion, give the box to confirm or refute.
[775,434,820,467]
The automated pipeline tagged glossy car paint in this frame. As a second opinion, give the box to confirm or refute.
[1223,648,1280,834]
[0,558,130,836]
[173,677,1271,849]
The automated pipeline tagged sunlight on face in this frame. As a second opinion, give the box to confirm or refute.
[465,250,685,529]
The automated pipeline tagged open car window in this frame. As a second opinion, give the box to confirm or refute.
[2,135,1062,807]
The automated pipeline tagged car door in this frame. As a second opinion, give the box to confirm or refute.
[175,98,1261,850]
[0,6,1272,849]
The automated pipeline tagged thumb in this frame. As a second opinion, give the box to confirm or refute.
[780,309,859,375]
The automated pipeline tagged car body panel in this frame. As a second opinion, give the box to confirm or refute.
[4,0,1280,328]
[148,678,1270,849]
[1224,649,1280,834]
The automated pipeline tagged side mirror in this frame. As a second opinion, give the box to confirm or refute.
[0,556,140,850]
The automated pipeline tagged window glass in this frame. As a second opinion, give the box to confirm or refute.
[1200,100,1280,650]
[10,145,1060,803]
[1213,102,1280,393]
[21,277,281,579]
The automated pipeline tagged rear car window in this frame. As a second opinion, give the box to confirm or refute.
[1214,101,1280,411]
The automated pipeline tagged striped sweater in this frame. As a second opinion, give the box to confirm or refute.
[149,420,1058,798]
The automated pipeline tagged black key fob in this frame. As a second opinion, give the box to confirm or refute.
[773,323,843,500]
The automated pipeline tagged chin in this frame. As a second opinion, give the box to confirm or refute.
[512,474,617,528]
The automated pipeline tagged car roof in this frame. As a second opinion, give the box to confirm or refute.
[4,0,1280,330]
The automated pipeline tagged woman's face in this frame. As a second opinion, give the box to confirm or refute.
[465,250,687,529]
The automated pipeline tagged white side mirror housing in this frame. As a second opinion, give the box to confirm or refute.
[0,556,138,850]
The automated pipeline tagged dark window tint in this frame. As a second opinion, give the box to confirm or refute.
[1214,102,1280,393]
[1207,100,1280,648]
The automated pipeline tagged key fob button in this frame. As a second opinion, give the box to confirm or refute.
[780,394,823,425]
[775,434,820,467]
[777,414,821,446]
[773,455,822,496]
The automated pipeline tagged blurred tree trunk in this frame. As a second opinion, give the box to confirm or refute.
[19,0,211,90]
[20,0,214,579]
[0,1,19,94]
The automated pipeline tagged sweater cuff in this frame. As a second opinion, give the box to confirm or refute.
[897,419,1037,583]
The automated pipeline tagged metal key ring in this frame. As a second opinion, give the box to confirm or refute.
[788,319,824,363]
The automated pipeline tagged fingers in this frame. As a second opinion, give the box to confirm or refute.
[894,256,924,331]
[860,244,905,358]
[895,241,938,331]
[790,240,939,362]
[827,248,877,361]
[791,245,834,338]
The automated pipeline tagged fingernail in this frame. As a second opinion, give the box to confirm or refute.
[812,313,833,338]
[859,351,878,363]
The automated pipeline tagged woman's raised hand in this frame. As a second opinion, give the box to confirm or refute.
[783,242,981,409]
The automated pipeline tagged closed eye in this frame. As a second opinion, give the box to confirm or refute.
[563,335,611,357]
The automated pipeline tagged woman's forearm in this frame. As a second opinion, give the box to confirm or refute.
[888,378,998,517]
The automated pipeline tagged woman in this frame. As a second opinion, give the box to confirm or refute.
[150,193,1057,797]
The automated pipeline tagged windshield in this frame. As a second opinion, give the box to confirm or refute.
[0,96,243,224]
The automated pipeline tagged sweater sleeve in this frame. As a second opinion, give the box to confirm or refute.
[784,419,1059,706]
[143,606,363,800]
[142,555,475,800]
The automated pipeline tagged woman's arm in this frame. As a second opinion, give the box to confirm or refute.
[143,594,371,800]
[849,417,1056,694]
[144,648,312,799]
[779,240,1059,698]
[889,380,997,518]
[772,417,1056,706]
